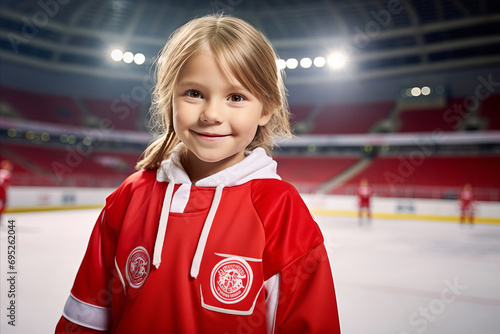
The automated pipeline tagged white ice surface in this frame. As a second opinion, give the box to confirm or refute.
[0,210,499,333]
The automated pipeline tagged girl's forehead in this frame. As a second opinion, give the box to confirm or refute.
[178,51,250,91]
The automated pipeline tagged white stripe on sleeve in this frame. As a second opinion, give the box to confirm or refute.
[62,293,112,331]
[265,273,280,334]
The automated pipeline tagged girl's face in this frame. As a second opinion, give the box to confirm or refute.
[172,51,271,181]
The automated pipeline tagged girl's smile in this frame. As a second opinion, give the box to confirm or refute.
[190,130,232,141]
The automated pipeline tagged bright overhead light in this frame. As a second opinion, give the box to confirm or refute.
[411,87,421,97]
[313,56,326,68]
[286,58,298,69]
[421,86,431,95]
[300,57,312,69]
[276,59,286,70]
[110,49,123,61]
[134,53,146,65]
[327,52,347,69]
[122,52,134,64]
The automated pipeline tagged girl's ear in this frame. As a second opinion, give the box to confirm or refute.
[258,109,272,126]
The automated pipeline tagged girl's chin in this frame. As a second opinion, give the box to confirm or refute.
[189,150,245,165]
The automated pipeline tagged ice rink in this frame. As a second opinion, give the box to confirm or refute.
[1,208,499,334]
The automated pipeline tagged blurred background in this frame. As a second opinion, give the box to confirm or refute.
[1,1,500,333]
[0,0,499,210]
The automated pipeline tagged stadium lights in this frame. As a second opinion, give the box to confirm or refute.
[122,52,134,64]
[276,59,286,70]
[401,85,443,98]
[286,58,298,69]
[411,87,421,97]
[313,56,326,68]
[327,52,347,69]
[111,49,123,61]
[300,57,312,69]
[7,128,17,137]
[134,53,146,65]
[110,49,146,65]
[275,53,347,71]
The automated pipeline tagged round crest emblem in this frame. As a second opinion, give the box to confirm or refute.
[210,257,253,304]
[125,246,150,289]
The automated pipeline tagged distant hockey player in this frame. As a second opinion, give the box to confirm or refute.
[357,178,373,223]
[0,160,13,221]
[459,183,475,224]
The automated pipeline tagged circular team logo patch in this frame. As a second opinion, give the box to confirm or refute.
[211,257,253,304]
[125,246,150,289]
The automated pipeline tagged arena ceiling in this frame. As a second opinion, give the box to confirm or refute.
[1,0,499,84]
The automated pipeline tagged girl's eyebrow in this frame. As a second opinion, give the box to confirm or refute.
[178,80,250,94]
[177,80,204,88]
[226,83,248,93]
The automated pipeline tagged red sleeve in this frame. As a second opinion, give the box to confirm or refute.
[54,171,154,333]
[55,209,114,333]
[55,317,106,334]
[276,244,341,333]
[55,171,152,333]
[252,179,341,333]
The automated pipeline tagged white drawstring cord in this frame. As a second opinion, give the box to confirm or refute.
[190,184,225,279]
[152,181,175,269]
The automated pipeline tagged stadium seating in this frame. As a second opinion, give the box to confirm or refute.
[397,97,466,132]
[0,87,144,130]
[92,151,141,175]
[1,86,498,201]
[289,104,314,123]
[275,155,360,193]
[309,101,393,134]
[481,94,500,130]
[0,86,85,126]
[2,142,136,187]
[332,155,500,201]
[0,148,57,186]
[83,98,142,131]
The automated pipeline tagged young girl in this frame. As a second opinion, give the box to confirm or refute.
[56,14,341,334]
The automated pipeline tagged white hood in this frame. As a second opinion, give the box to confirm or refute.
[153,145,280,278]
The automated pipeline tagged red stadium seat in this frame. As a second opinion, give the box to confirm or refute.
[334,155,500,201]
[481,94,500,130]
[397,98,466,133]
[1,86,85,126]
[275,155,360,193]
[310,101,393,134]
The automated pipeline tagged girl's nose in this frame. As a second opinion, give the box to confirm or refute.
[200,100,224,124]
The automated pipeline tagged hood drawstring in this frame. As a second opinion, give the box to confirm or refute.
[190,183,225,279]
[152,180,175,269]
[154,146,280,276]
[152,182,225,277]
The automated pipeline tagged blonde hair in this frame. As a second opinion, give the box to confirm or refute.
[136,14,291,171]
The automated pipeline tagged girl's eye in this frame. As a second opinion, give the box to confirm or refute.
[229,94,245,102]
[186,90,202,99]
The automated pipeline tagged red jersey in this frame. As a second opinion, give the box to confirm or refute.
[56,147,341,333]
[0,169,12,212]
[459,189,474,210]
[357,185,373,207]
[0,169,11,186]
